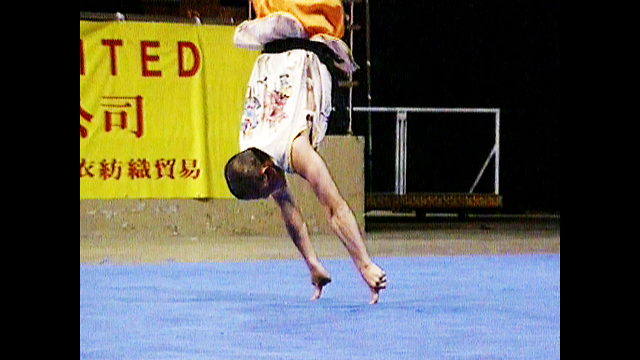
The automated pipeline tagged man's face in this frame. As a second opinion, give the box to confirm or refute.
[253,162,286,199]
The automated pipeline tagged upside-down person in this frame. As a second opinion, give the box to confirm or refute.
[225,0,387,304]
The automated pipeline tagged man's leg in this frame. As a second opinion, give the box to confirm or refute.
[291,133,387,304]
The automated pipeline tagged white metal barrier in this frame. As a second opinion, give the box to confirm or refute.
[352,107,500,196]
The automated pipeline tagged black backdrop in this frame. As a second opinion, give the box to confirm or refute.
[349,1,559,213]
[80,1,559,213]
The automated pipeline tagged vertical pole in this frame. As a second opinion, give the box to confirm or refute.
[365,0,372,112]
[365,0,373,193]
[366,111,373,193]
[495,109,500,195]
[395,112,401,195]
[347,0,355,135]
[395,111,407,195]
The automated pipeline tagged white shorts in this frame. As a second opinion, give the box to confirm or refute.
[239,49,332,173]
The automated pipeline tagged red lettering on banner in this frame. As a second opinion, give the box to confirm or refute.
[141,41,162,77]
[80,38,206,78]
[99,159,123,180]
[101,96,144,138]
[80,39,85,75]
[180,159,201,179]
[178,41,201,77]
[156,159,177,179]
[80,102,93,138]
[80,159,95,178]
[101,39,124,76]
[80,97,144,139]
[81,158,203,181]
[128,159,152,179]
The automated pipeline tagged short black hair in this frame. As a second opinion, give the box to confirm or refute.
[224,148,272,200]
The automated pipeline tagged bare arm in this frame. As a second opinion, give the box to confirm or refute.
[271,186,331,300]
[290,132,387,304]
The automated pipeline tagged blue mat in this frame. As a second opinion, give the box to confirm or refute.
[80,255,559,360]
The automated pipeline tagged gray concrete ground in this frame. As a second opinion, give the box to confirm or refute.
[80,213,559,264]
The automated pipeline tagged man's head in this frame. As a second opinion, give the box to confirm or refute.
[224,148,286,200]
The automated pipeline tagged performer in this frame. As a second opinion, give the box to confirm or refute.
[225,0,386,304]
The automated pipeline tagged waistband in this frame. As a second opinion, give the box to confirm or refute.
[262,38,344,74]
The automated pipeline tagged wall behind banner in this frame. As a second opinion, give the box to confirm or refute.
[80,21,258,199]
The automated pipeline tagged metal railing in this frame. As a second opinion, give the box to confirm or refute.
[352,107,500,196]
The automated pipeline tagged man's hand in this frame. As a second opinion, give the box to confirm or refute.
[360,262,387,304]
[310,273,332,301]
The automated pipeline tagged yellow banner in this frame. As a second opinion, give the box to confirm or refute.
[80,21,257,199]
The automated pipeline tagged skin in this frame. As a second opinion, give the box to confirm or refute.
[253,130,387,304]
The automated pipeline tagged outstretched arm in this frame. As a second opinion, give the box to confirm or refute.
[290,132,387,304]
[271,186,332,300]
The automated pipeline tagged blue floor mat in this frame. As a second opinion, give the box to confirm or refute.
[80,255,559,360]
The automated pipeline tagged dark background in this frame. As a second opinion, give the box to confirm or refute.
[80,0,559,213]
[352,1,559,213]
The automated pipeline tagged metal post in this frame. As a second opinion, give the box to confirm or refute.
[347,0,355,135]
[365,0,373,193]
[469,146,497,193]
[395,111,407,195]
[495,109,500,195]
[365,0,372,112]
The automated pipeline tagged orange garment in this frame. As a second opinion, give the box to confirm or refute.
[252,0,345,39]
